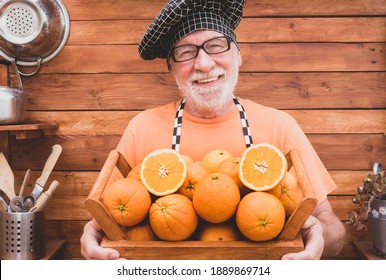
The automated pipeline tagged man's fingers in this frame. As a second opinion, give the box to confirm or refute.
[89,246,120,260]
[282,251,310,260]
[80,220,122,260]
[281,216,324,260]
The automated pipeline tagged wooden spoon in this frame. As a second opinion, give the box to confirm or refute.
[0,152,15,200]
[19,168,31,196]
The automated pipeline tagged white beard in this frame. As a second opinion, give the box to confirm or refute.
[175,65,239,117]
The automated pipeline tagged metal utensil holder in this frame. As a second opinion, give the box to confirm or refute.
[0,210,45,260]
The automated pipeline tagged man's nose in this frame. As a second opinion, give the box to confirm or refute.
[193,49,216,72]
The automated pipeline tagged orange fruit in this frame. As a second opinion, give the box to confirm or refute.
[181,154,194,165]
[149,194,198,241]
[239,143,287,191]
[217,157,251,197]
[197,221,241,241]
[102,178,151,227]
[125,219,158,241]
[236,192,285,241]
[267,171,303,216]
[127,162,142,181]
[217,157,242,186]
[193,173,240,223]
[201,149,234,172]
[177,162,210,200]
[140,148,187,196]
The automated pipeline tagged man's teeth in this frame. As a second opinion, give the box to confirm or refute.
[197,76,218,83]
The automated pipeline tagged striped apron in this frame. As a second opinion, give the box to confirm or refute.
[171,96,253,152]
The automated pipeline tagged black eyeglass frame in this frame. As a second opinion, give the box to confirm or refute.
[169,35,232,63]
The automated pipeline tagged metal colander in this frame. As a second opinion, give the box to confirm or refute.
[0,0,70,75]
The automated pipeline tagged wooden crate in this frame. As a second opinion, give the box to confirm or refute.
[100,237,304,260]
[85,149,317,259]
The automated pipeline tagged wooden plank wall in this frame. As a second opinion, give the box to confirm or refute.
[4,0,385,259]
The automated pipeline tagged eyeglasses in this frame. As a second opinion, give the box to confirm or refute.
[170,36,232,63]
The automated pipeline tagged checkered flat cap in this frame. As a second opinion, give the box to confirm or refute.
[138,0,245,60]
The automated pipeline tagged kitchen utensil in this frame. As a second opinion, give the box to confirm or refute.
[8,167,33,212]
[0,152,15,200]
[0,59,27,124]
[0,194,11,212]
[21,195,35,210]
[10,195,35,212]
[0,0,70,76]
[31,144,62,200]
[29,180,59,212]
[19,168,31,196]
[9,196,22,212]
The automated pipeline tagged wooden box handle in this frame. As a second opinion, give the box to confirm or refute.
[279,149,317,240]
[85,150,131,241]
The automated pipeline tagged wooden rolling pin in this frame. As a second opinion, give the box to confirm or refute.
[29,180,60,212]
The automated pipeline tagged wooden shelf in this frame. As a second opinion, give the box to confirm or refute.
[0,123,58,131]
[0,123,58,159]
[41,239,67,260]
[0,123,58,138]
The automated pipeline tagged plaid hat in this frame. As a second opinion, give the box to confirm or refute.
[138,0,245,60]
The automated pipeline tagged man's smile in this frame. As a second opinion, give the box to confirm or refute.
[194,74,224,85]
[197,76,218,83]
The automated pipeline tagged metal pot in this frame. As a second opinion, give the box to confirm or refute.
[369,197,386,258]
[0,0,70,76]
[0,59,27,124]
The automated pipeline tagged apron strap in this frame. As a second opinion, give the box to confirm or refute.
[171,97,253,152]
[233,96,254,148]
[171,99,185,152]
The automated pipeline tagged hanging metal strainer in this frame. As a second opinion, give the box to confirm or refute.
[0,0,70,76]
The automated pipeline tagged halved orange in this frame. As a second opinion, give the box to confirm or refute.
[140,148,187,196]
[239,143,287,191]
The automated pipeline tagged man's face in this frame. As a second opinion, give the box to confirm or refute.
[170,30,242,117]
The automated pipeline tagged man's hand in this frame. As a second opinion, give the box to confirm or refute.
[282,198,345,260]
[281,215,324,260]
[80,219,122,260]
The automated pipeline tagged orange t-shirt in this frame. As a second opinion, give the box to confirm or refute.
[116,98,336,204]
